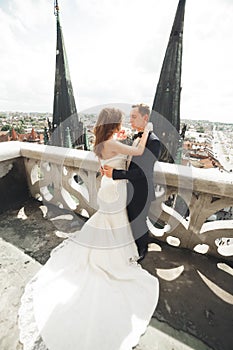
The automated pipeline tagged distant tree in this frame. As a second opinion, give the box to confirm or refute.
[196,125,205,133]
[1,124,11,131]
[43,127,49,145]
[12,124,25,134]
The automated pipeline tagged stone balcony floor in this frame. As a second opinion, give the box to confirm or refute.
[0,198,233,350]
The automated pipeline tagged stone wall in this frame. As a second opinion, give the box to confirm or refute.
[0,141,232,262]
[0,157,29,214]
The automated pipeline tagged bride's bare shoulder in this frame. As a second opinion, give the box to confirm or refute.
[104,139,119,149]
[101,139,119,159]
[105,138,117,144]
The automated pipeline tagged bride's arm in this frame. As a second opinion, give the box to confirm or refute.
[106,128,149,156]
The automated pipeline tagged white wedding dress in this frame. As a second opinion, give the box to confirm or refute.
[18,155,159,350]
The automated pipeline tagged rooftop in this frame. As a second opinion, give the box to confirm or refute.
[0,141,232,350]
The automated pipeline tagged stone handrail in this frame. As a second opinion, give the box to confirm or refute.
[0,141,232,261]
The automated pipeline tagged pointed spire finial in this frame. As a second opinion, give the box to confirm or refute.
[150,0,186,163]
[51,0,83,148]
[54,0,59,17]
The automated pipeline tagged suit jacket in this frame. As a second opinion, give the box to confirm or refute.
[112,131,161,237]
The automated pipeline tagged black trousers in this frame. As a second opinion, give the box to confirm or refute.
[127,196,151,254]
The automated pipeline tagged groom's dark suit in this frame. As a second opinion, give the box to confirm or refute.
[112,131,161,256]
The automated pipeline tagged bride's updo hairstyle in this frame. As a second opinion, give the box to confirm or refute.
[94,108,123,158]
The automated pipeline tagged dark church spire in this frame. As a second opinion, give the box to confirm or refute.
[51,1,83,147]
[151,0,186,162]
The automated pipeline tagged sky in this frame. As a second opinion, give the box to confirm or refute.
[0,0,233,123]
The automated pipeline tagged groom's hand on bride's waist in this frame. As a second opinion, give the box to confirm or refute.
[103,165,113,178]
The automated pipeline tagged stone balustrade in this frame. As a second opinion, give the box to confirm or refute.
[0,141,232,261]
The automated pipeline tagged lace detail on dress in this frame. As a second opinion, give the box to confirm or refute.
[18,277,48,350]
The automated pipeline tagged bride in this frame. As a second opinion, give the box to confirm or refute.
[18,107,159,350]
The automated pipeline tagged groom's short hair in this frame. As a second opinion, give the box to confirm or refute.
[132,103,150,117]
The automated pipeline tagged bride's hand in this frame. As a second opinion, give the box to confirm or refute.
[103,165,113,178]
[100,166,105,176]
[144,122,153,133]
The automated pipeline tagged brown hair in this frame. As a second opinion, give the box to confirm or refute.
[93,108,123,158]
[132,103,150,117]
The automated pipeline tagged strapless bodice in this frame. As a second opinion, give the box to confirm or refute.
[100,154,127,170]
[97,154,127,214]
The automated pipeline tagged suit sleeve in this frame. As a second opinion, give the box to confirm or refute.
[113,167,144,181]
[112,138,160,181]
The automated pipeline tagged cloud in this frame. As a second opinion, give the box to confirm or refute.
[181,0,233,122]
[0,0,55,110]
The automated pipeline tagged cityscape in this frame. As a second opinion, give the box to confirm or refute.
[1,110,233,172]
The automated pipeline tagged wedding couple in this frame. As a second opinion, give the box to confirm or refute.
[18,104,161,350]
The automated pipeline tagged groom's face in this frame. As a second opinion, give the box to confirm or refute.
[130,107,148,131]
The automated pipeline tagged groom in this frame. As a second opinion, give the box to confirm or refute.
[103,103,161,262]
